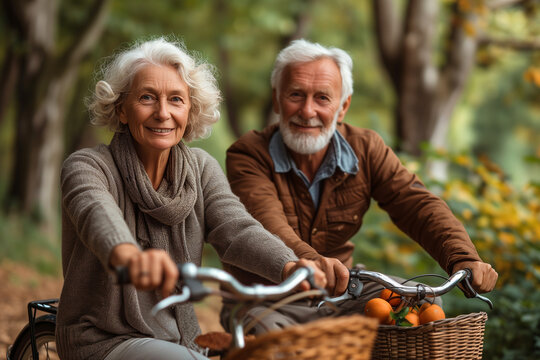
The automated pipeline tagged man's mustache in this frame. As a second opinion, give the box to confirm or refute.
[288,116,323,127]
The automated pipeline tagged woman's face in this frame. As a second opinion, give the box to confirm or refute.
[119,64,191,157]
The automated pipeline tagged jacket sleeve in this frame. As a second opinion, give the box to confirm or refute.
[225,133,322,261]
[366,131,482,273]
[196,149,298,284]
[61,148,139,271]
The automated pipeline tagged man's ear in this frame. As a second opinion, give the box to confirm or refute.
[337,95,351,124]
[272,89,280,114]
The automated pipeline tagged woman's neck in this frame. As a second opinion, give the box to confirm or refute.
[134,145,171,190]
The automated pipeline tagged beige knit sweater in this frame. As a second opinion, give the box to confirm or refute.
[56,141,297,359]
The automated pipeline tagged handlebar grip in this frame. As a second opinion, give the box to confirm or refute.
[458,268,479,298]
[115,263,187,285]
[115,266,131,284]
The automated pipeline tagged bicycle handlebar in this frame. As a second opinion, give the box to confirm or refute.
[116,263,492,349]
[352,268,468,297]
[322,267,493,309]
[116,263,318,315]
[117,263,493,311]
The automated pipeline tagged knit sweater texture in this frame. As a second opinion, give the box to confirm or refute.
[57,136,297,359]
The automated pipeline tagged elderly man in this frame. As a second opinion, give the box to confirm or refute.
[221,39,497,333]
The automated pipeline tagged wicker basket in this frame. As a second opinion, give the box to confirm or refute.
[372,312,488,360]
[224,314,379,360]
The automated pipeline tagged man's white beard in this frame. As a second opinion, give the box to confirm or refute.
[280,114,337,155]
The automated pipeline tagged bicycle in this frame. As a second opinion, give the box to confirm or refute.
[6,299,59,360]
[5,265,320,360]
[130,263,494,359]
[7,264,493,360]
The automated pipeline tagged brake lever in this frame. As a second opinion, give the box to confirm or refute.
[151,278,212,316]
[152,285,191,316]
[460,268,494,310]
[317,273,363,309]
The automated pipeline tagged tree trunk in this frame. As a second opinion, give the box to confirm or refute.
[372,0,479,155]
[0,47,20,126]
[3,0,109,222]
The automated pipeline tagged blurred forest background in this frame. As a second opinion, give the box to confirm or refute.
[0,0,538,358]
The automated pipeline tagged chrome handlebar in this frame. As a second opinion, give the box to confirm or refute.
[318,268,493,309]
[150,263,316,315]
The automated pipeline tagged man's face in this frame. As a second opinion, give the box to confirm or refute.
[274,58,350,155]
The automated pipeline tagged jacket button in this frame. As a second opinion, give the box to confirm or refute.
[353,215,358,221]
[312,228,317,235]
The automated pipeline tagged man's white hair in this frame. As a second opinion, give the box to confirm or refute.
[88,37,221,142]
[270,39,353,105]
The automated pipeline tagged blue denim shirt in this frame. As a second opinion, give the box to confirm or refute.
[269,130,359,208]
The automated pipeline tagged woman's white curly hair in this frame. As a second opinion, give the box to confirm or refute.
[88,37,221,142]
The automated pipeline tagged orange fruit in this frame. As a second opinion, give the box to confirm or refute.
[380,288,401,307]
[364,298,393,324]
[419,304,445,324]
[404,311,419,326]
[418,302,431,314]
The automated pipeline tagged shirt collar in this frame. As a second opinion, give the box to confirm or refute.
[269,128,359,175]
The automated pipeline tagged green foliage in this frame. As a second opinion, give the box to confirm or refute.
[0,211,61,276]
[354,148,540,359]
[484,281,540,359]
[390,306,414,327]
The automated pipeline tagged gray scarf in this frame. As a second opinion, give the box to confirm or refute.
[110,129,202,350]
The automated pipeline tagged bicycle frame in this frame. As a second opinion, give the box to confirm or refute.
[27,299,58,359]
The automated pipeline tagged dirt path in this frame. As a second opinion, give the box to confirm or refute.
[0,260,223,357]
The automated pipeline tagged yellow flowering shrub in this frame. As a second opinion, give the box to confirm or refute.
[438,153,540,285]
[354,149,539,358]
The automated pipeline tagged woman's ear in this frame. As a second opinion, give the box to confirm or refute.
[117,102,128,124]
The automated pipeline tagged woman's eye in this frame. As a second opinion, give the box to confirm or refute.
[170,96,183,103]
[139,94,154,103]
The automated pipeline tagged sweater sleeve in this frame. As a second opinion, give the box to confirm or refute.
[366,131,482,273]
[61,147,139,271]
[194,149,298,284]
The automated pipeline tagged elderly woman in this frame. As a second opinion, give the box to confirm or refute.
[57,38,325,360]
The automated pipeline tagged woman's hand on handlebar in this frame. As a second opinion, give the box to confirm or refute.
[109,244,179,298]
[282,259,327,292]
[453,261,498,293]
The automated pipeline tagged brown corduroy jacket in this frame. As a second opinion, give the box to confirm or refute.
[224,123,482,285]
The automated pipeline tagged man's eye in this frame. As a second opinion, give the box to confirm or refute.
[289,92,303,99]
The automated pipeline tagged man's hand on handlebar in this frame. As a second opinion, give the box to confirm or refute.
[282,259,327,292]
[110,244,179,298]
[313,256,350,296]
[453,261,498,293]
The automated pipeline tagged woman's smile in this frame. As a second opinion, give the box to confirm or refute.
[147,127,174,134]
